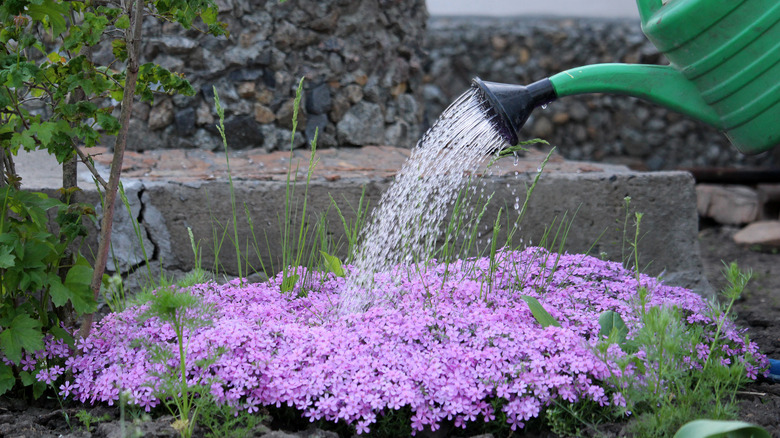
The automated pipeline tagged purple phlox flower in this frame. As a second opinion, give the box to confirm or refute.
[696,343,710,360]
[37,368,54,385]
[41,247,767,434]
[745,363,759,380]
[20,354,37,372]
[59,381,74,397]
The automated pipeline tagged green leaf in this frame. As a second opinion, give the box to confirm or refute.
[115,14,130,29]
[5,62,39,88]
[63,257,97,314]
[11,131,36,152]
[26,0,69,38]
[499,138,550,157]
[0,245,15,269]
[19,370,35,387]
[201,6,217,25]
[49,325,75,348]
[46,51,65,64]
[320,251,345,277]
[48,272,72,308]
[520,295,561,328]
[674,420,770,438]
[598,310,629,343]
[0,314,43,365]
[96,112,120,134]
[0,363,14,396]
[111,39,128,63]
[30,121,57,147]
[32,380,46,399]
[136,63,195,103]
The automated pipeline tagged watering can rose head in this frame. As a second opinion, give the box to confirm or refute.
[474,0,780,154]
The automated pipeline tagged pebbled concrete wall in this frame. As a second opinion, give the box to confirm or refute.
[109,0,429,153]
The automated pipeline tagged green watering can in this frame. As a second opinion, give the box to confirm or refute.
[474,0,780,154]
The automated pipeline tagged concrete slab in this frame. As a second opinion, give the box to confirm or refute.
[15,146,710,295]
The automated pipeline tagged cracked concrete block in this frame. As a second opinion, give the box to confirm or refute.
[18,148,709,297]
[140,189,172,268]
[141,170,709,296]
[95,181,156,273]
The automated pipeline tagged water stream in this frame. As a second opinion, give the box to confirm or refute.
[340,86,508,313]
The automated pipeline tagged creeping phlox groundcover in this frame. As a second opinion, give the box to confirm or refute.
[35,248,765,434]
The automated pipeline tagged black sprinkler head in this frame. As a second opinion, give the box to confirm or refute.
[472,77,557,146]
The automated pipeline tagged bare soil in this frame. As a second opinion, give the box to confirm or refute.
[1,224,778,438]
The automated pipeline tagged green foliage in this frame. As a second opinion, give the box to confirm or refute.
[544,398,606,437]
[674,420,770,438]
[0,313,43,365]
[590,263,760,437]
[213,86,244,286]
[1,0,229,400]
[520,295,561,328]
[496,137,550,158]
[280,77,317,295]
[0,0,226,166]
[329,189,370,266]
[75,409,111,433]
[320,250,345,277]
[197,402,268,438]
[598,310,635,353]
[0,187,94,396]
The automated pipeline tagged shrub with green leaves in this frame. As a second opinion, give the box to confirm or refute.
[0,0,229,397]
[0,186,95,396]
[0,0,223,164]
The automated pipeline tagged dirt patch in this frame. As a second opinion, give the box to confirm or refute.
[1,225,778,438]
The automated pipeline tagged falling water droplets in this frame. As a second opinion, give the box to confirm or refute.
[341,87,507,313]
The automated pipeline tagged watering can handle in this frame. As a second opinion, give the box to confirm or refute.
[636,0,664,23]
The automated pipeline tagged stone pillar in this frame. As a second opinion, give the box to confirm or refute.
[124,0,428,152]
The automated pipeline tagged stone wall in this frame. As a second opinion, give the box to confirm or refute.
[422,17,778,170]
[118,5,779,169]
[113,0,428,152]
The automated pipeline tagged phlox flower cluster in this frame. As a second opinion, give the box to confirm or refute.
[37,247,765,434]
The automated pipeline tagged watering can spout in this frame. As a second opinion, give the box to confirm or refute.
[473,64,723,149]
[549,64,722,127]
[472,77,556,147]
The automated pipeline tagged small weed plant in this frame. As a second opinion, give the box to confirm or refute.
[75,409,111,433]
[136,286,216,438]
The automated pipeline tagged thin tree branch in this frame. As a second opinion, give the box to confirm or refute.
[79,0,144,340]
[73,145,109,189]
